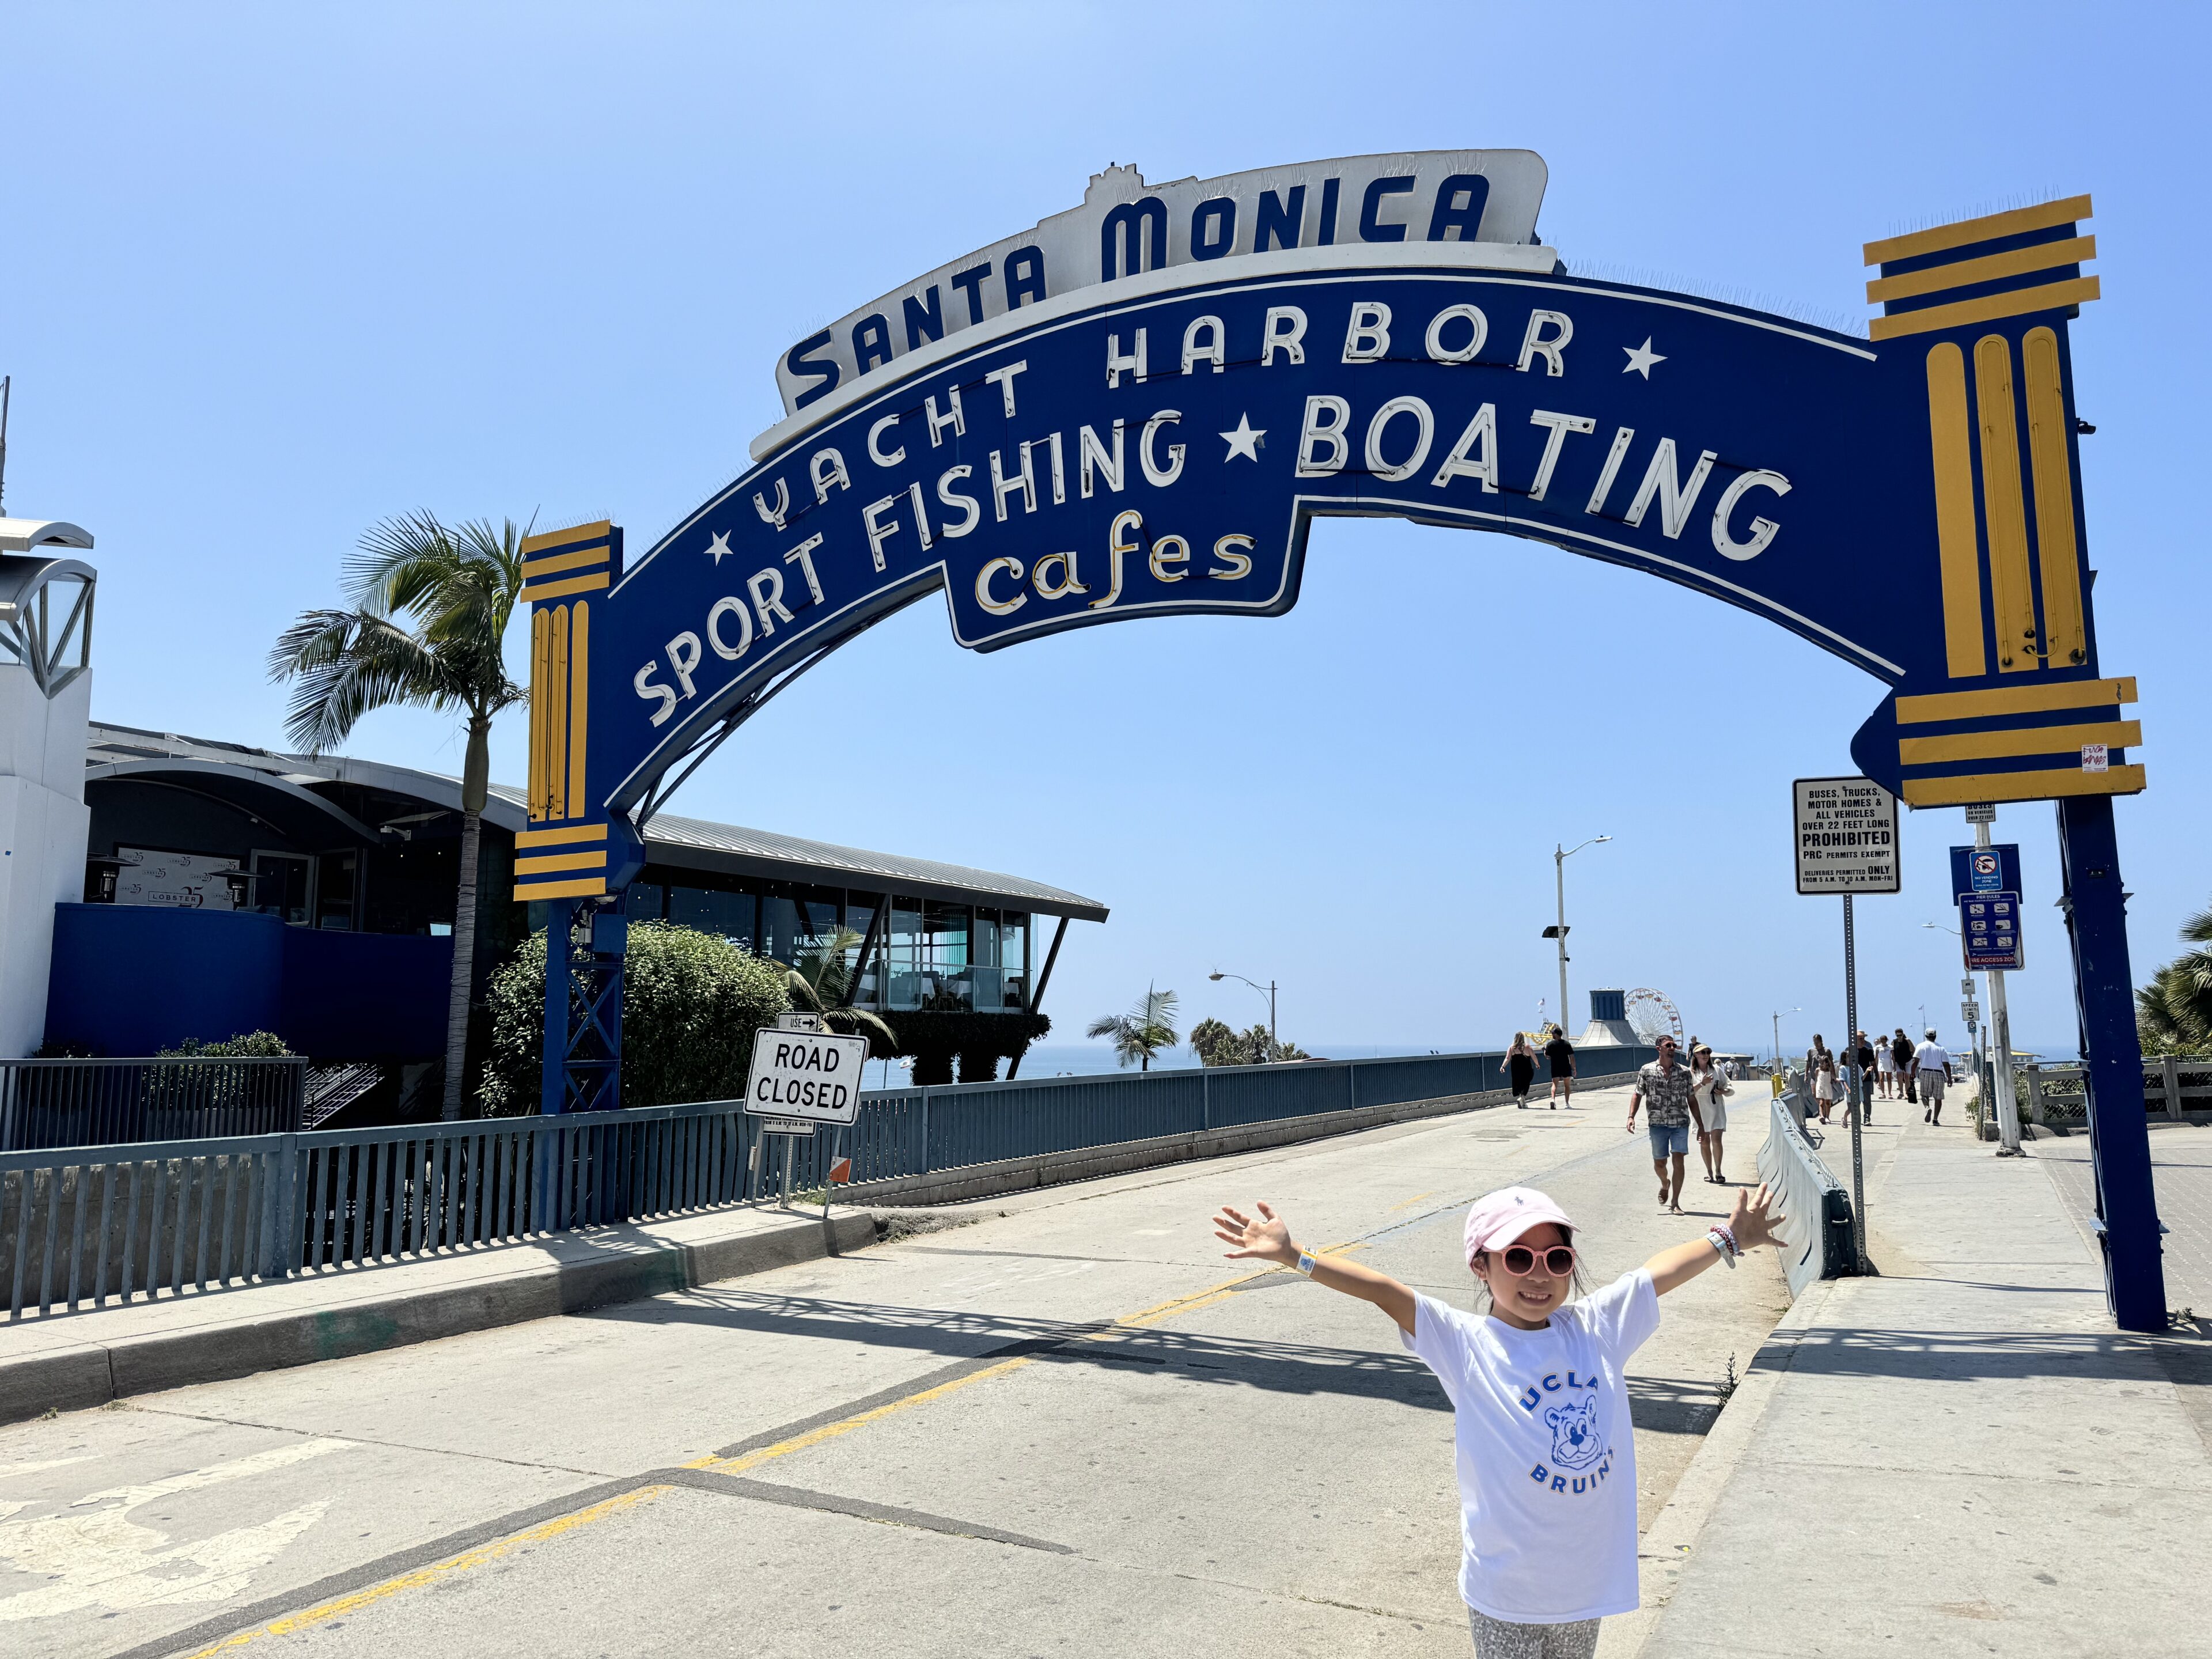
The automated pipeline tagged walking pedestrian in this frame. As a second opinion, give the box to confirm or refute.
[1850,1030,1877,1125]
[1891,1029,1916,1106]
[1506,1033,1540,1109]
[1876,1033,1895,1100]
[1803,1033,1832,1087]
[1691,1044,1732,1183]
[1209,1180,1786,1657]
[1544,1024,1577,1108]
[1627,1036,1695,1213]
[1812,1052,1839,1124]
[1915,1029,1955,1124]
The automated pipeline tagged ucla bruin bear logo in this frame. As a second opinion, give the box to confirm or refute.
[1544,1396,1603,1470]
[1518,1369,1615,1495]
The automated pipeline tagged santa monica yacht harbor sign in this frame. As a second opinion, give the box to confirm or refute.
[514,153,2164,1332]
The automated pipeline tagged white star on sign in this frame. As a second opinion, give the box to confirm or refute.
[1219,414,1266,461]
[1622,338,1665,379]
[704,531,733,565]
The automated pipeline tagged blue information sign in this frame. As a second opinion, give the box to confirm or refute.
[1949,843,2021,901]
[1959,889,2025,971]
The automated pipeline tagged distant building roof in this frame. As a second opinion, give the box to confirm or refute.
[86,722,1109,921]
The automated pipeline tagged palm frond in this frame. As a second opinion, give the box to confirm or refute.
[266,608,458,753]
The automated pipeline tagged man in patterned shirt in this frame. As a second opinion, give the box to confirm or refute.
[1627,1036,1695,1213]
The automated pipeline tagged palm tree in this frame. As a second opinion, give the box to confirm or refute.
[773,926,896,1049]
[270,512,528,1120]
[2138,902,2212,1055]
[1089,985,1179,1071]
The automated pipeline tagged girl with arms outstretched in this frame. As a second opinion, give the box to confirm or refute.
[1211,1183,1785,1658]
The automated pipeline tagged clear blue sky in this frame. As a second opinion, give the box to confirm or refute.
[6,2,2206,1060]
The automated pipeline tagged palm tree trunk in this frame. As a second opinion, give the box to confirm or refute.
[441,714,493,1120]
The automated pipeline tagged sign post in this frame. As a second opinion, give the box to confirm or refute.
[1794,777,1899,1274]
[744,1016,868,1209]
[1951,823,2026,1154]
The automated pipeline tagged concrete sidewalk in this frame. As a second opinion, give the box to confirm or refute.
[0,1199,874,1423]
[1623,1104,2212,1657]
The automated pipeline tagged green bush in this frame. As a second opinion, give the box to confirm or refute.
[479,921,790,1115]
[156,1031,295,1058]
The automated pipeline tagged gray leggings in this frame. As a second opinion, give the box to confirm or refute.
[1468,1608,1601,1658]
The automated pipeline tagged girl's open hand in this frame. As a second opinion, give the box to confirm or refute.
[1213,1200,1296,1264]
[1726,1182,1786,1251]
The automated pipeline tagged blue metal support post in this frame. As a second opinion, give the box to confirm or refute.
[2056,794,2165,1331]
[539,899,627,1116]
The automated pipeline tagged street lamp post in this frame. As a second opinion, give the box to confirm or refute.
[1209,971,1277,1052]
[1771,1007,1801,1073]
[1547,836,1611,1037]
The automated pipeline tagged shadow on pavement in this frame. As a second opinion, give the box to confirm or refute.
[589,1283,1453,1408]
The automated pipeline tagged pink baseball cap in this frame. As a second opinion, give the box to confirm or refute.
[1464,1186,1574,1263]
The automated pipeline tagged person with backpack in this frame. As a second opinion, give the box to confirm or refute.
[1209,1180,1786,1656]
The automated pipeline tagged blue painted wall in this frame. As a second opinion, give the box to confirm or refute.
[46,903,453,1059]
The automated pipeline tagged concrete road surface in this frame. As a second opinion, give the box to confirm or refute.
[0,1081,1786,1658]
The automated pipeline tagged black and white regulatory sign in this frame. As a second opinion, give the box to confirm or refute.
[1792,776,1900,895]
[744,1027,869,1124]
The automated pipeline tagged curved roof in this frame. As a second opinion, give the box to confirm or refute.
[87,723,1108,921]
[631,809,1108,921]
[0,519,94,552]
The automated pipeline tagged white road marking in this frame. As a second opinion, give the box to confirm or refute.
[0,1438,355,1621]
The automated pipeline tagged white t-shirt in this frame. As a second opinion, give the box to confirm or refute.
[1915,1041,1950,1074]
[1876,1046,1895,1074]
[1400,1271,1660,1623]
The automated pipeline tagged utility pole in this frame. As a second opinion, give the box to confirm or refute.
[0,376,12,513]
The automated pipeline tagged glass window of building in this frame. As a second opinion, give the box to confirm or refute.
[670,885,757,948]
[624,882,666,922]
[1002,912,1031,1009]
[316,850,359,930]
[922,900,972,1009]
[844,892,880,1003]
[885,895,925,1009]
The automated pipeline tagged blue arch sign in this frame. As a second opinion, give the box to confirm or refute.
[510,156,2161,1330]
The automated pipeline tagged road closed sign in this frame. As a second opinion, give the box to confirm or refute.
[744,1027,869,1124]
[1792,777,1900,895]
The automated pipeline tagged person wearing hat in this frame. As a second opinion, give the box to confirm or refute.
[1213,1180,1785,1656]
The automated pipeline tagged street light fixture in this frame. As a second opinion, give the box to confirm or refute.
[1547,836,1611,1039]
[1208,971,1277,1051]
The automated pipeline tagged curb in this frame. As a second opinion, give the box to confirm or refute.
[0,1209,876,1426]
[1615,1277,1838,1657]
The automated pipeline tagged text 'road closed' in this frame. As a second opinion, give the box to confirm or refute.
[743,1029,870,1124]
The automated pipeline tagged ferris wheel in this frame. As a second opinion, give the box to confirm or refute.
[1626,988,1683,1047]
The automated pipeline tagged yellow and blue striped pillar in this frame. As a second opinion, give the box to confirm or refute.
[518,520,630,1115]
[1867,198,2162,1331]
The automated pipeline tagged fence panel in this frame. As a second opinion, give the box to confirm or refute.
[0,1058,306,1151]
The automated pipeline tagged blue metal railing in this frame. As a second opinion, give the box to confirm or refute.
[1,1044,1654,1322]
[0,1058,307,1151]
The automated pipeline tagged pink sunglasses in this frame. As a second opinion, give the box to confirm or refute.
[1491,1243,1577,1277]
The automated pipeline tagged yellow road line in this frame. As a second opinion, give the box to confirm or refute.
[181,1486,670,1657]
[687,1355,1036,1475]
[1387,1190,1440,1212]
[191,1230,1407,1646]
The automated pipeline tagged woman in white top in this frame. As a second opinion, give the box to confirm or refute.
[1875,1038,1896,1100]
[1690,1044,1732,1183]
[1211,1182,1785,1656]
[1812,1052,1839,1123]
